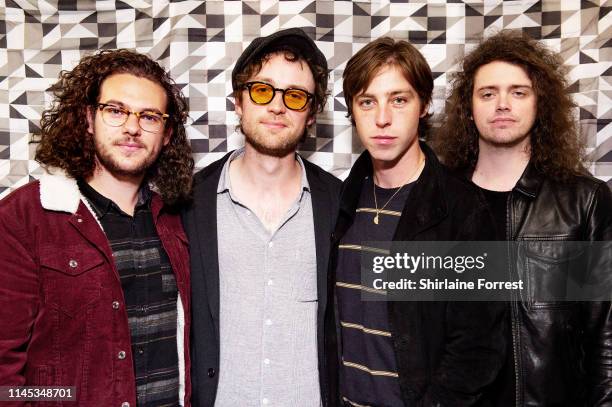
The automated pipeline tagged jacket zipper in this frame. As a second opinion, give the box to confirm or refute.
[508,192,521,407]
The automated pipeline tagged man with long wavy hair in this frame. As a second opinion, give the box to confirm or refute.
[435,30,612,405]
[0,49,194,406]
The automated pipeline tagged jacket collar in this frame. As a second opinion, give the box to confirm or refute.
[337,141,448,240]
[39,168,162,218]
[513,160,542,199]
[39,168,82,214]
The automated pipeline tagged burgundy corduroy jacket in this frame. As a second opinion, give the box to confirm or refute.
[0,169,191,406]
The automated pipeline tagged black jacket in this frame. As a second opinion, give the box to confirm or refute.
[183,152,341,406]
[503,163,612,406]
[326,143,507,406]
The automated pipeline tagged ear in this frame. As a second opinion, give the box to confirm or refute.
[306,114,315,127]
[235,96,243,118]
[419,102,430,118]
[163,127,173,146]
[86,106,96,134]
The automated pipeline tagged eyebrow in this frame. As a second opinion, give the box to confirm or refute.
[251,77,311,92]
[357,89,416,99]
[101,99,165,115]
[475,84,533,92]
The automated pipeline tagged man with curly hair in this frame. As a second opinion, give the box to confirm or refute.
[182,28,341,406]
[0,49,194,406]
[435,30,612,405]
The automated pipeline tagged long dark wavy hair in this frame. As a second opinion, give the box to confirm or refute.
[34,49,194,206]
[433,30,584,179]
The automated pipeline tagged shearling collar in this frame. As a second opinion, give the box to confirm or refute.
[39,168,81,214]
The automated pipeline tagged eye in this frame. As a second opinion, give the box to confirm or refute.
[286,90,307,102]
[480,92,494,99]
[103,106,127,117]
[140,112,162,123]
[513,90,527,97]
[392,96,407,105]
[358,98,374,109]
[252,83,272,94]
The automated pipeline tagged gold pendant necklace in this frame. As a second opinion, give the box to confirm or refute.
[373,154,425,225]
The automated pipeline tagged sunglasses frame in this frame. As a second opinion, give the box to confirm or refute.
[243,81,313,111]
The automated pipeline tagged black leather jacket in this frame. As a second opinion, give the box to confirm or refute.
[505,163,612,406]
[326,143,507,406]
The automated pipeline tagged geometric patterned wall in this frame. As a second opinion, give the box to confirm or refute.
[1,0,610,198]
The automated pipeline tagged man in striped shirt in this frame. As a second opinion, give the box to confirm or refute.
[327,37,506,406]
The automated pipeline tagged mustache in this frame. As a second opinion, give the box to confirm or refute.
[113,137,146,148]
[260,117,290,126]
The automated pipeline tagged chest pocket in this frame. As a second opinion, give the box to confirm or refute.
[291,251,318,302]
[518,240,586,309]
[40,244,105,317]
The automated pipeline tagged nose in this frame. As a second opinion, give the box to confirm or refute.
[375,105,391,128]
[267,90,286,115]
[496,92,511,112]
[123,112,141,135]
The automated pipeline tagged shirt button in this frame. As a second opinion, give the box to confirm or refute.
[268,241,274,248]
[267,279,273,286]
[265,319,272,326]
[118,351,126,360]
[207,368,216,378]
[264,358,270,365]
[121,402,130,407]
[76,217,83,223]
[68,259,78,268]
[137,348,144,355]
[262,398,269,405]
[112,301,120,310]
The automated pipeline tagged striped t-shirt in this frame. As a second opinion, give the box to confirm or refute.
[336,176,414,407]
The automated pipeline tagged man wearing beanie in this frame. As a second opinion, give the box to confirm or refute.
[183,28,340,406]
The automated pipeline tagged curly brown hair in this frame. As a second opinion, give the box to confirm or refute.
[233,46,329,119]
[343,37,433,137]
[34,49,194,206]
[433,30,584,179]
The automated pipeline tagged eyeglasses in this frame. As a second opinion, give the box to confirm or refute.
[95,103,169,133]
[243,81,313,111]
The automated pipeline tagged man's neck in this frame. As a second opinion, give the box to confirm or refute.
[228,143,302,232]
[232,143,302,193]
[86,168,143,216]
[472,139,531,192]
[372,142,424,188]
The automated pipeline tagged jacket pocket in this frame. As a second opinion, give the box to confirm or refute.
[40,244,103,317]
[25,364,55,386]
[520,241,585,309]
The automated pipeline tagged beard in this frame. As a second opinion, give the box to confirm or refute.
[240,117,306,158]
[94,137,159,178]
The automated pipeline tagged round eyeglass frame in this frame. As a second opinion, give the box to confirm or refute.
[95,103,169,133]
[242,81,313,111]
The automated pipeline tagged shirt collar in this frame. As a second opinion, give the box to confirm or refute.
[217,147,311,196]
[78,179,152,218]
